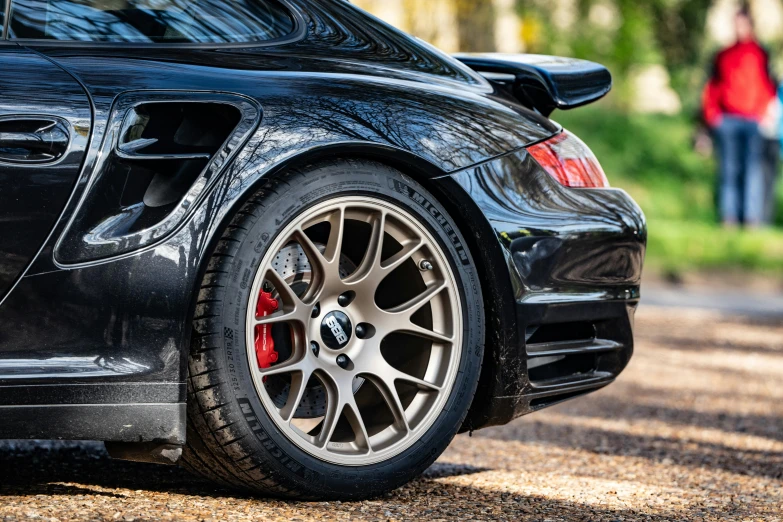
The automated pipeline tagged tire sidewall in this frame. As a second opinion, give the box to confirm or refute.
[218,162,483,498]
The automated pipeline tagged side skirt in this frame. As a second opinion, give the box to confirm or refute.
[0,403,185,444]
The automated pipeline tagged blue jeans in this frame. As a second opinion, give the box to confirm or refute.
[714,115,765,224]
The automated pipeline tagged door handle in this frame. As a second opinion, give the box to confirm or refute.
[0,117,71,164]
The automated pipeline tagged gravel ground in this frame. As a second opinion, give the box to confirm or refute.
[0,305,781,521]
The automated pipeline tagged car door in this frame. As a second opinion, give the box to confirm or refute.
[0,42,92,299]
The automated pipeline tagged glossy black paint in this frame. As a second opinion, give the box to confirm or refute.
[0,0,645,443]
[55,92,262,263]
[0,46,90,299]
[432,150,644,430]
[455,53,613,115]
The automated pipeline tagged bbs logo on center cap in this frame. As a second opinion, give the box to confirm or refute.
[321,311,352,349]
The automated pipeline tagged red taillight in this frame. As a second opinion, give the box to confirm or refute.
[527,130,609,188]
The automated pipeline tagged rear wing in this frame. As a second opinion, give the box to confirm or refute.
[454,53,612,116]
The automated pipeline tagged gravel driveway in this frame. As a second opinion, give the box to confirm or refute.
[1,305,781,521]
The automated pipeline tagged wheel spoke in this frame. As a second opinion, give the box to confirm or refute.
[280,367,313,423]
[365,374,409,433]
[386,281,447,318]
[258,268,313,331]
[257,358,306,378]
[323,207,345,265]
[263,267,303,310]
[344,211,386,285]
[398,323,454,344]
[343,397,373,453]
[317,381,343,448]
[366,355,442,394]
[292,229,331,296]
[393,370,441,392]
[254,309,297,327]
[380,239,424,273]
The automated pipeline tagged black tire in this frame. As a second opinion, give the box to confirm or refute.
[182,159,484,500]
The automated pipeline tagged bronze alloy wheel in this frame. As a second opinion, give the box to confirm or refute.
[245,197,463,466]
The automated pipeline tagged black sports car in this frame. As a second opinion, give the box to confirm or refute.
[0,0,645,499]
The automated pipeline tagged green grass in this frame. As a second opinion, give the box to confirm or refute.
[647,221,783,273]
[554,105,783,274]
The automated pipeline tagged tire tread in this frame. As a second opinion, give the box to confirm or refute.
[182,172,304,498]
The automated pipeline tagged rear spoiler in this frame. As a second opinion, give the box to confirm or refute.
[453,53,612,116]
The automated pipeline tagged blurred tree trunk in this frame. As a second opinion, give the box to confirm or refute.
[650,0,713,109]
[455,0,497,52]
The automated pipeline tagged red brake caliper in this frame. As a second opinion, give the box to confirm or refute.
[255,289,280,370]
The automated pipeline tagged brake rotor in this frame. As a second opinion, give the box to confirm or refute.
[263,243,358,418]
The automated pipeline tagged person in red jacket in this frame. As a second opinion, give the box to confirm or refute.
[703,5,777,227]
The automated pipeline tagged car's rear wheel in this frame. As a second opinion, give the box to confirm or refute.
[182,159,483,499]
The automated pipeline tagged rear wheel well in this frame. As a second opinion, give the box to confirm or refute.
[191,150,513,433]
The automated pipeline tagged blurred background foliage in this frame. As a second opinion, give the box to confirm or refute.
[354,0,783,275]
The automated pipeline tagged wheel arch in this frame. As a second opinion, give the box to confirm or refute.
[422,174,520,432]
[257,141,452,182]
[185,143,517,433]
[192,141,454,280]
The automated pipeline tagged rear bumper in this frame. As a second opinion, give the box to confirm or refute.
[484,298,637,428]
[442,149,645,431]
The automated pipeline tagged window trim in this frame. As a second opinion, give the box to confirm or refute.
[2,0,11,39]
[2,0,306,49]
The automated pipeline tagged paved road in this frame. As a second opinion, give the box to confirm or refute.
[0,305,781,521]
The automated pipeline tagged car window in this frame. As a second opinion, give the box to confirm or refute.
[8,0,295,43]
[1,0,6,38]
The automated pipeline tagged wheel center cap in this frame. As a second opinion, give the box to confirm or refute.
[320,311,352,349]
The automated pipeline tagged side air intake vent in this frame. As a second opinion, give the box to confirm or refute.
[116,102,241,211]
[56,92,261,264]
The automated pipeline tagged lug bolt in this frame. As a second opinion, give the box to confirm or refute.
[336,354,350,369]
[311,302,321,318]
[311,341,320,358]
[355,324,367,338]
[337,291,355,307]
[355,322,376,340]
[419,260,434,271]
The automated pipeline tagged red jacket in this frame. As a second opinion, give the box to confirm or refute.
[702,40,776,127]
